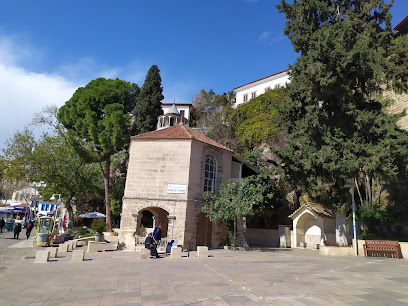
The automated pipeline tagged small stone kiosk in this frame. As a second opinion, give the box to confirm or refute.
[119,104,255,250]
[289,202,349,249]
[289,203,335,249]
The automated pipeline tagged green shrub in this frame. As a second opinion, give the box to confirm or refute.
[78,232,96,238]
[66,226,90,237]
[91,219,107,234]
[358,206,393,234]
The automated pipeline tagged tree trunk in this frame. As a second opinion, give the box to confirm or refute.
[233,217,237,246]
[354,177,364,207]
[65,195,75,228]
[104,158,112,232]
[365,174,371,208]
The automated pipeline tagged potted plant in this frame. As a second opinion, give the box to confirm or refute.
[91,219,107,242]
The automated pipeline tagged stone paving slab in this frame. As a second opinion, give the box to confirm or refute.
[0,246,408,305]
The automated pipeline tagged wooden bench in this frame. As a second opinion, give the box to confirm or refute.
[363,240,402,259]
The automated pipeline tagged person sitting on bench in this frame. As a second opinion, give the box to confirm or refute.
[145,233,160,258]
[166,240,175,253]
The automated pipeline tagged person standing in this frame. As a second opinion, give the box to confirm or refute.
[26,221,34,239]
[13,222,22,239]
[153,226,162,242]
[0,218,5,233]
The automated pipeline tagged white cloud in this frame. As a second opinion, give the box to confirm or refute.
[259,31,285,45]
[57,57,123,84]
[0,35,79,149]
[0,34,196,150]
[259,31,271,41]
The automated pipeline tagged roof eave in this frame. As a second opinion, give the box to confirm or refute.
[233,68,291,91]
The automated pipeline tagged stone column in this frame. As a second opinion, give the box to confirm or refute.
[278,225,291,248]
[292,218,298,248]
[236,217,249,248]
[118,213,137,250]
[167,215,176,239]
[335,211,348,246]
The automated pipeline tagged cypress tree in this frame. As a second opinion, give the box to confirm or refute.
[276,0,408,207]
[133,65,164,134]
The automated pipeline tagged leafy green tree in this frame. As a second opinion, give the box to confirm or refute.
[232,88,288,149]
[190,89,241,151]
[276,0,408,208]
[133,65,164,135]
[0,131,39,202]
[30,134,103,225]
[58,78,140,231]
[1,128,36,182]
[202,174,280,245]
[190,89,216,127]
[109,152,128,216]
[0,158,5,199]
[190,89,235,127]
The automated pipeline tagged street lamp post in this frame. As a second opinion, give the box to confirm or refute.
[50,193,63,232]
[343,181,357,256]
[50,194,62,217]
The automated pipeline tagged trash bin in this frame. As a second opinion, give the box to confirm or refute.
[7,222,13,232]
[36,234,49,243]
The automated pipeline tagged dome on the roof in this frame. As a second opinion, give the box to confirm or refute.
[166,103,180,115]
[157,103,188,130]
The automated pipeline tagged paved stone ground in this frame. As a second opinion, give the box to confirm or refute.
[0,229,34,274]
[0,239,408,305]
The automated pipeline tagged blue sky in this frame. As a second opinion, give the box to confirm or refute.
[0,0,407,149]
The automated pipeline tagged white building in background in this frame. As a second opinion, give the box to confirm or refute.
[30,200,60,218]
[233,69,290,107]
[0,183,42,205]
[161,103,192,121]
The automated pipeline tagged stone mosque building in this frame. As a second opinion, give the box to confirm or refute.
[119,105,255,250]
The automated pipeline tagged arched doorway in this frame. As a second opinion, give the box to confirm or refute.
[295,212,322,248]
[196,212,212,248]
[140,210,154,228]
[137,207,169,238]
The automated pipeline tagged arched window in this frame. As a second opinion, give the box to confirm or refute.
[204,156,216,192]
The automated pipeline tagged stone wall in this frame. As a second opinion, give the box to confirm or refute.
[383,90,408,130]
[321,240,408,259]
[244,228,280,247]
[120,197,188,247]
[188,140,233,200]
[125,139,192,200]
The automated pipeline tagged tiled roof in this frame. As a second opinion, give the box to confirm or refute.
[288,202,335,219]
[131,124,234,152]
[394,15,408,32]
[162,103,192,107]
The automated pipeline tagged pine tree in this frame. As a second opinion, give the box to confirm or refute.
[58,78,140,231]
[133,65,164,134]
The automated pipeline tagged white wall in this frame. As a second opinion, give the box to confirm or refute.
[234,71,290,107]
